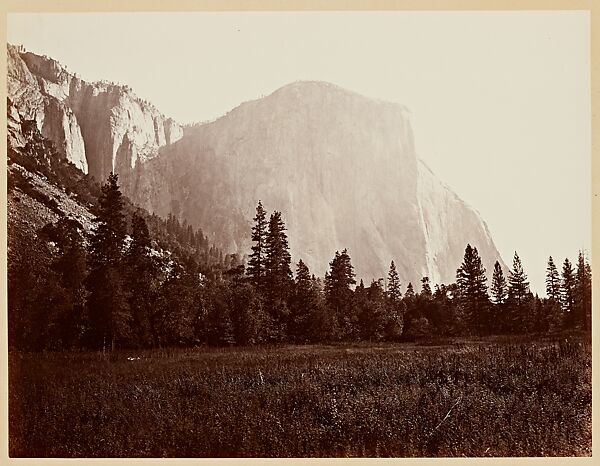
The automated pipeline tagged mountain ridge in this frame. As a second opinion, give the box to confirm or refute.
[8,43,184,179]
[7,43,507,286]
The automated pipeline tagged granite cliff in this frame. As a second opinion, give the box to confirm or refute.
[7,44,183,179]
[8,45,505,286]
[121,81,504,285]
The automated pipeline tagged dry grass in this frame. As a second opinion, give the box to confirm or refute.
[9,336,591,457]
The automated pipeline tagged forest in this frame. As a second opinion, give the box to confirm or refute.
[7,111,592,458]
[7,124,592,351]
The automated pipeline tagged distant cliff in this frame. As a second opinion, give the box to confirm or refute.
[7,44,183,179]
[121,81,505,285]
[8,45,505,285]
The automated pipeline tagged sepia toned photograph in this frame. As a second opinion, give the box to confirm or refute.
[4,6,593,458]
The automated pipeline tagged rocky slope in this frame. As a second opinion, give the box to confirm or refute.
[8,45,505,285]
[7,44,183,179]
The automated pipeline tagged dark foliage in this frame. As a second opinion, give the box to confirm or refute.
[9,338,591,457]
[7,119,592,351]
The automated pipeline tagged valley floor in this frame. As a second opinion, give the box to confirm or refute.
[8,335,591,457]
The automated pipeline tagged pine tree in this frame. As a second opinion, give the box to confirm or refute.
[387,261,402,302]
[545,256,561,302]
[561,257,576,316]
[126,212,162,347]
[40,217,88,348]
[290,259,314,340]
[432,283,457,336]
[405,282,415,300]
[264,211,293,300]
[385,261,404,340]
[296,259,311,285]
[490,261,507,305]
[325,249,356,339]
[357,278,365,292]
[263,211,293,340]
[574,251,592,331]
[420,276,432,299]
[86,172,129,350]
[456,244,490,334]
[506,252,530,333]
[358,279,387,341]
[508,252,529,302]
[247,200,267,290]
[325,249,356,296]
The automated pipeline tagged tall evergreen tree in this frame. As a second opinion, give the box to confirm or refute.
[456,244,490,334]
[561,257,576,317]
[490,261,507,305]
[86,172,129,350]
[574,251,592,331]
[290,259,313,336]
[545,256,561,302]
[325,249,356,339]
[39,217,88,348]
[263,211,293,340]
[489,261,508,334]
[264,211,293,300]
[506,252,530,332]
[247,200,267,290]
[325,249,356,297]
[420,276,432,299]
[126,212,163,347]
[405,282,415,298]
[385,261,404,340]
[507,252,529,302]
[357,279,387,341]
[387,260,402,302]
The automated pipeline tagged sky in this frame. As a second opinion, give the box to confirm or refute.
[7,11,591,294]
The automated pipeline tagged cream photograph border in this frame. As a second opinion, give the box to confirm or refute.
[0,1,596,465]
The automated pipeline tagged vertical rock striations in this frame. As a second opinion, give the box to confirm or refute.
[7,44,183,179]
[7,45,505,285]
[122,81,506,285]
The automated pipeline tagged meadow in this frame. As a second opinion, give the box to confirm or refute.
[9,335,591,457]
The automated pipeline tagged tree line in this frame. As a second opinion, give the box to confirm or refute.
[8,173,592,351]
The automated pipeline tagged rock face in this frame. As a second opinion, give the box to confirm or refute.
[121,81,505,285]
[8,45,504,285]
[7,44,183,178]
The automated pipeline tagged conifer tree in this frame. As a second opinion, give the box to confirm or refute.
[325,249,356,339]
[264,211,293,300]
[506,252,530,332]
[490,261,507,305]
[263,211,293,340]
[384,261,405,340]
[405,282,415,300]
[561,257,576,316]
[456,244,490,334]
[126,212,163,347]
[489,261,508,334]
[420,276,432,299]
[574,251,592,331]
[325,249,356,297]
[296,259,311,286]
[507,252,529,302]
[86,172,129,350]
[387,261,402,302]
[357,278,365,292]
[247,200,267,290]
[358,279,387,341]
[545,256,561,302]
[40,217,88,347]
[290,259,314,341]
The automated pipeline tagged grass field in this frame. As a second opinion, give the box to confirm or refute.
[9,335,591,457]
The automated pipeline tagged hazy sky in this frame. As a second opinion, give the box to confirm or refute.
[7,11,591,293]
